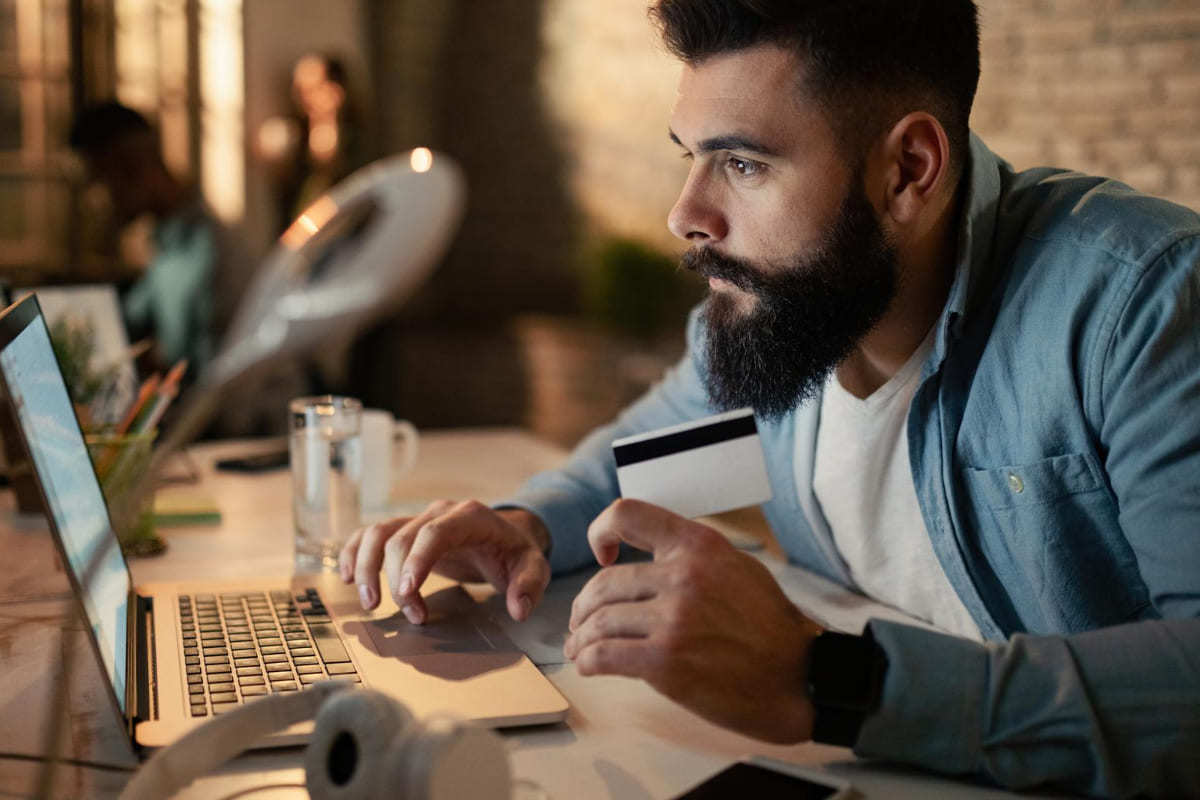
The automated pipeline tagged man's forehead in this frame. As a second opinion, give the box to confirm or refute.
[669,44,819,148]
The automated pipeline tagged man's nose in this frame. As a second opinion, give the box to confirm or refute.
[667,169,728,243]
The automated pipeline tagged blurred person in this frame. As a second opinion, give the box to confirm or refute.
[342,1,1200,797]
[257,53,366,236]
[69,101,249,377]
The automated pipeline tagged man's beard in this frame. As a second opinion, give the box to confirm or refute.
[684,178,899,420]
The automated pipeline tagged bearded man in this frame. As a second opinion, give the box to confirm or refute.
[342,2,1200,795]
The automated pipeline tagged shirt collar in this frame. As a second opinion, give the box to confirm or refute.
[930,133,1006,367]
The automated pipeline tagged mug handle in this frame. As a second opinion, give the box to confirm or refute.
[393,420,420,476]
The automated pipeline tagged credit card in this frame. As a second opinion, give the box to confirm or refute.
[612,408,772,519]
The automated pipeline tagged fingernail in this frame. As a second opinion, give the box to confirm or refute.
[358,584,375,609]
[402,604,422,625]
[519,595,533,619]
[563,634,574,660]
[399,572,413,596]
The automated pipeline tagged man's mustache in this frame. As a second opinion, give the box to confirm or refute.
[681,247,769,294]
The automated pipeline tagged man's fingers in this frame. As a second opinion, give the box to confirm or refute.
[338,528,364,583]
[587,499,692,565]
[569,562,659,632]
[399,500,494,621]
[351,520,406,609]
[563,601,654,660]
[572,637,659,680]
[505,546,551,621]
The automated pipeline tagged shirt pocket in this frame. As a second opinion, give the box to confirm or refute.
[960,452,1147,632]
[963,452,1104,509]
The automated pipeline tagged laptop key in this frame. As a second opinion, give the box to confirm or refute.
[260,645,285,656]
[292,655,318,666]
[326,663,357,676]
[241,685,268,696]
[209,691,237,704]
[267,669,293,681]
[299,673,324,685]
[308,625,350,663]
[271,681,298,692]
[234,657,260,667]
[190,705,208,716]
[207,664,232,674]
[187,673,203,685]
[189,683,206,695]
[288,647,315,658]
[239,675,266,686]
[237,666,263,677]
[296,664,323,675]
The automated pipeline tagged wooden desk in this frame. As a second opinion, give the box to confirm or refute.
[0,429,1032,799]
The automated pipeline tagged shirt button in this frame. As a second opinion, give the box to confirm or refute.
[1007,472,1024,494]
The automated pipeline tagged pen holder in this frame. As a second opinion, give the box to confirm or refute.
[86,430,166,557]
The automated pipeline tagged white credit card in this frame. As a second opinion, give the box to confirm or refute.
[612,408,773,519]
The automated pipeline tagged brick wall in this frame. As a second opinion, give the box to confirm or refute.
[974,0,1200,212]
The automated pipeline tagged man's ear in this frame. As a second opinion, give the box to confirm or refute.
[877,112,950,227]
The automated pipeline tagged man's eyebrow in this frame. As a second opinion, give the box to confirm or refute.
[668,129,779,157]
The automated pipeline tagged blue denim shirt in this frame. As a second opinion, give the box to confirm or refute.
[504,135,1200,797]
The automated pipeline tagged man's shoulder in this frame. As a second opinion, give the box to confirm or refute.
[998,164,1200,272]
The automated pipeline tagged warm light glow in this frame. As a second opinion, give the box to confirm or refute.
[280,195,339,250]
[198,0,245,222]
[410,147,434,173]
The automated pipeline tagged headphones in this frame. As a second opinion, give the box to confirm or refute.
[120,683,512,800]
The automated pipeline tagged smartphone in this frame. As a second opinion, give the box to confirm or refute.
[673,757,857,800]
[214,450,290,473]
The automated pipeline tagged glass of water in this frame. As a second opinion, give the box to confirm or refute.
[289,395,363,571]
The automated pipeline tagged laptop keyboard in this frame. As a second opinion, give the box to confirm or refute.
[178,588,360,717]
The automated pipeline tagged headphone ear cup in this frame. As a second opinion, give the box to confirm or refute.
[388,714,511,800]
[305,688,414,800]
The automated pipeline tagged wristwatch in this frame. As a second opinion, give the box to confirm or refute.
[806,629,889,747]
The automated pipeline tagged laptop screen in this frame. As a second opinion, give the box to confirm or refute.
[0,296,131,712]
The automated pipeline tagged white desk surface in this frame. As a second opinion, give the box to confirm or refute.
[0,428,1034,799]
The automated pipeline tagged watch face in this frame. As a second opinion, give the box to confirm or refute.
[809,631,888,710]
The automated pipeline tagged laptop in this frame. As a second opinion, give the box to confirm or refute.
[0,294,567,752]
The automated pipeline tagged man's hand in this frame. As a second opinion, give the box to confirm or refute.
[338,500,551,625]
[564,499,821,744]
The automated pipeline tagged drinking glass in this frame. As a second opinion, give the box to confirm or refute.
[289,395,362,571]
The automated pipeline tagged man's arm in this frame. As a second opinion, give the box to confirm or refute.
[857,618,1200,795]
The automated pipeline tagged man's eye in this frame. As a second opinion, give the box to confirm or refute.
[726,156,764,178]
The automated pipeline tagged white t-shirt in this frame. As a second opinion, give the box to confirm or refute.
[807,334,982,641]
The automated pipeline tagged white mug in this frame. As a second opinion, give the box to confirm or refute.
[357,409,419,511]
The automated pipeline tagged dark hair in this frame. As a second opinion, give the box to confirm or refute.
[68,101,154,155]
[650,0,980,177]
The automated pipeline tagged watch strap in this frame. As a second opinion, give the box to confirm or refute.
[807,628,889,747]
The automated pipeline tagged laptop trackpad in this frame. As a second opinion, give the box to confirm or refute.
[360,585,512,657]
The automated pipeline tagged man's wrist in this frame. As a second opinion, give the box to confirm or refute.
[497,507,552,557]
[806,628,889,748]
